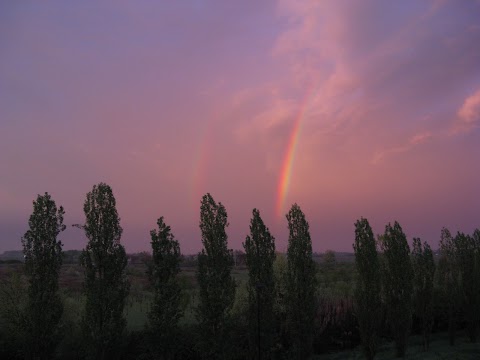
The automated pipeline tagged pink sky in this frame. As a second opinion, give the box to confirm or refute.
[1,0,479,253]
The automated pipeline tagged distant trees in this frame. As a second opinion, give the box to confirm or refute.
[147,216,183,358]
[323,249,336,270]
[381,222,413,358]
[285,204,317,359]
[411,237,435,350]
[243,208,276,359]
[353,218,381,360]
[196,193,236,358]
[21,193,65,359]
[79,183,130,360]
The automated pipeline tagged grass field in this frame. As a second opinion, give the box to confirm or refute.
[125,265,253,330]
[3,255,480,359]
[314,332,480,360]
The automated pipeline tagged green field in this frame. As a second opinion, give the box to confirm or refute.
[3,254,480,359]
[315,332,480,360]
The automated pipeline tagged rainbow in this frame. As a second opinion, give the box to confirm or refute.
[276,85,316,218]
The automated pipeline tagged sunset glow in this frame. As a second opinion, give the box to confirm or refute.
[1,1,479,254]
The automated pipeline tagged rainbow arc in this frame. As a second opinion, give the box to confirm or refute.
[276,85,316,218]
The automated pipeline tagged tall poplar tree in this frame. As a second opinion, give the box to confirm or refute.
[196,193,235,358]
[474,229,480,341]
[381,221,413,358]
[285,204,317,359]
[439,227,460,345]
[454,232,480,342]
[474,229,480,248]
[243,208,276,359]
[411,238,435,350]
[147,216,182,358]
[353,217,381,360]
[22,193,65,359]
[79,183,129,360]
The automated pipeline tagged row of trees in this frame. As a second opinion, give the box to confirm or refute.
[16,184,317,359]
[20,184,129,359]
[12,182,480,359]
[439,228,480,345]
[353,218,480,359]
[144,195,317,359]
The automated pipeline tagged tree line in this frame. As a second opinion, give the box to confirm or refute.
[0,182,479,359]
[353,219,480,359]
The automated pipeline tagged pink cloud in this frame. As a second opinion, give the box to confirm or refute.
[1,1,480,253]
[457,89,480,129]
[372,131,433,164]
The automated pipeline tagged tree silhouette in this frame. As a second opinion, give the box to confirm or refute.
[147,216,182,358]
[79,183,129,360]
[22,192,65,360]
[381,221,413,357]
[412,237,435,350]
[285,204,317,359]
[454,232,480,342]
[439,227,460,346]
[244,208,276,359]
[196,193,235,358]
[353,217,381,360]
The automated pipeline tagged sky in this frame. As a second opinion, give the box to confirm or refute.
[1,0,479,254]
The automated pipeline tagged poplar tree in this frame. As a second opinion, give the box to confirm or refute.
[474,229,480,339]
[411,238,435,350]
[454,232,480,342]
[273,252,288,354]
[243,208,276,359]
[79,183,129,360]
[196,193,235,358]
[439,227,460,345]
[22,193,65,359]
[147,216,182,358]
[285,204,317,359]
[381,221,413,358]
[474,229,480,248]
[353,217,381,360]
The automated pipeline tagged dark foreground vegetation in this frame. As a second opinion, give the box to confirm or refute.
[0,182,479,359]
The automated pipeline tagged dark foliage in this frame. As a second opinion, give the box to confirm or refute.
[353,217,382,360]
[146,216,182,358]
[454,232,480,342]
[439,227,461,345]
[412,238,435,350]
[79,183,130,360]
[22,193,66,359]
[285,204,317,359]
[381,221,413,357]
[196,193,236,358]
[243,208,276,359]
